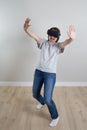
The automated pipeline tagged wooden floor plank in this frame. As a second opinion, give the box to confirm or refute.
[0,87,87,130]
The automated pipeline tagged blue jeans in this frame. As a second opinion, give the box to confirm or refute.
[32,69,58,119]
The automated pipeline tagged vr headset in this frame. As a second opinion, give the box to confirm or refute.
[47,27,61,38]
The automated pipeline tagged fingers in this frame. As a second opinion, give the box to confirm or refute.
[69,25,75,32]
[24,18,31,26]
[24,18,31,31]
[68,25,76,39]
[25,18,31,24]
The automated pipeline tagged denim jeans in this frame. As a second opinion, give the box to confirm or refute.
[32,69,58,119]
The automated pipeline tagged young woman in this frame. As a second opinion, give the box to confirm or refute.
[24,18,76,127]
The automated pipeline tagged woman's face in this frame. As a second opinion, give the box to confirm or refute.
[48,35,58,43]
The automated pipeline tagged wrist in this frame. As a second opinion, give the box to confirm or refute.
[25,29,28,34]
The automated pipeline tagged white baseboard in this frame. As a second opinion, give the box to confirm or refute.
[55,82,87,86]
[0,82,87,87]
[0,82,32,87]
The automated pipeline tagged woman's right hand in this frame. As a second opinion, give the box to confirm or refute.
[24,18,31,32]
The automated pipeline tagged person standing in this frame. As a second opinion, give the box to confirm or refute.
[24,18,76,127]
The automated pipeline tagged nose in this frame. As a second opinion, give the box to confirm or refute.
[51,36,55,40]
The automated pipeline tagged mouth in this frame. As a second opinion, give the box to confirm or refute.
[50,38,55,41]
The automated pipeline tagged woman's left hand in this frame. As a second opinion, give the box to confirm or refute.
[67,25,76,39]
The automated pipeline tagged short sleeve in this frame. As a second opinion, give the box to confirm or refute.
[57,42,64,53]
[37,39,46,49]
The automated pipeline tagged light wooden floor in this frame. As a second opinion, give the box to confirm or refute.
[0,87,87,130]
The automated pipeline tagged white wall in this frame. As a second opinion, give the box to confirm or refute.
[0,0,87,83]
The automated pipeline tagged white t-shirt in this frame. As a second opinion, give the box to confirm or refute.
[36,39,64,73]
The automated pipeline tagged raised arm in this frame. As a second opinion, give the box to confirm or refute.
[60,25,76,48]
[24,18,41,43]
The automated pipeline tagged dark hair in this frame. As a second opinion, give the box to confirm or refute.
[47,27,61,42]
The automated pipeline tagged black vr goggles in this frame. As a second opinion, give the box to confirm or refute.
[47,27,61,38]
